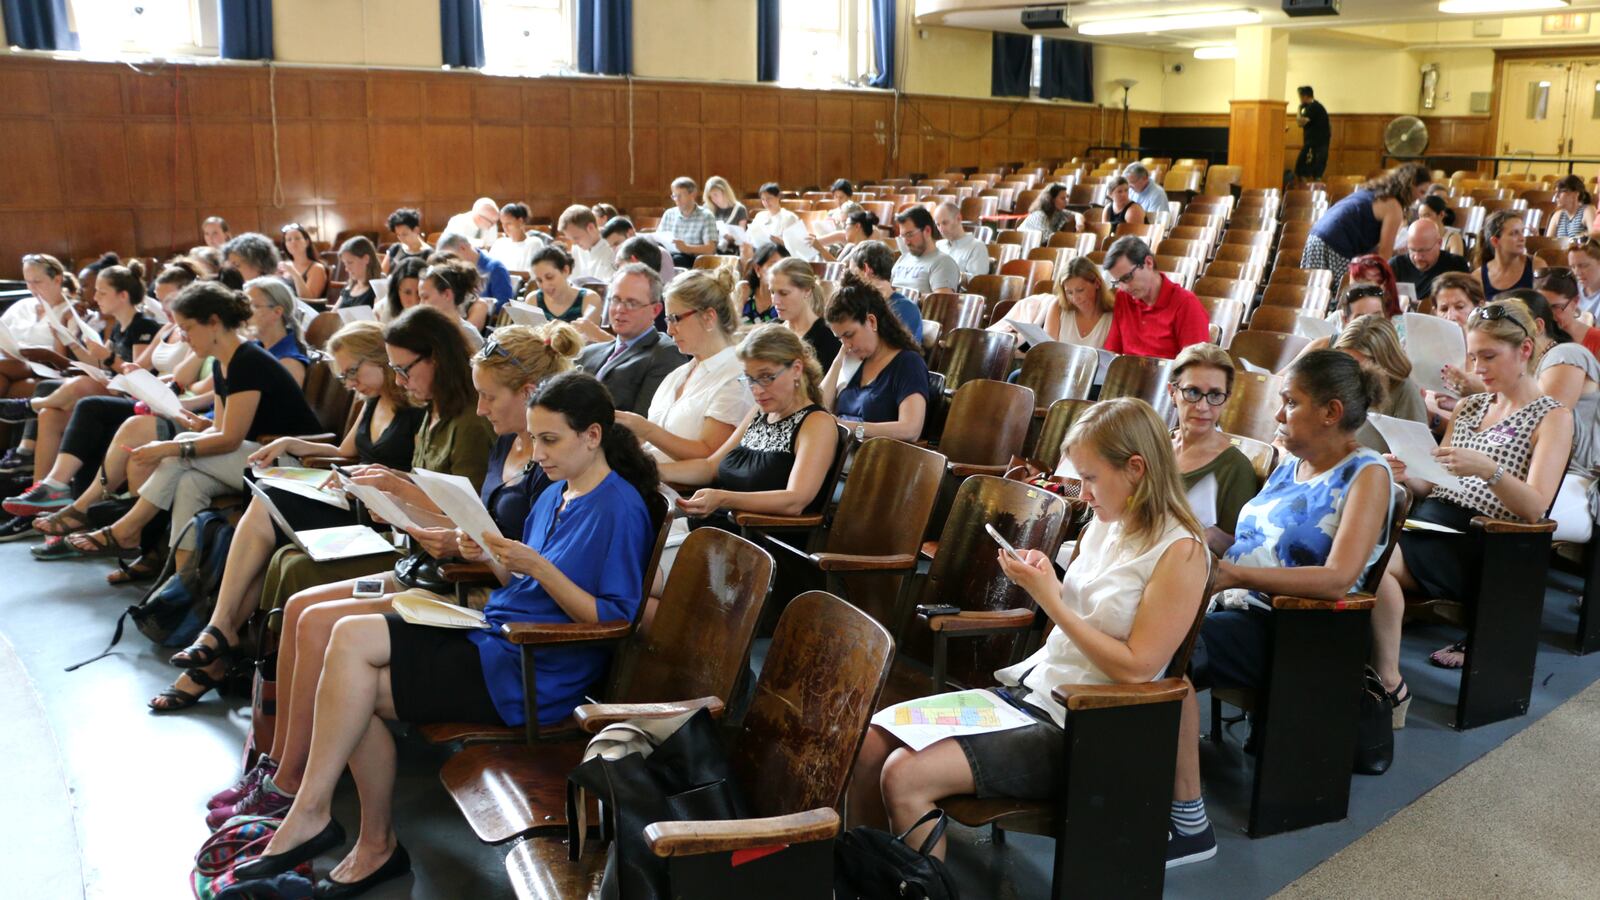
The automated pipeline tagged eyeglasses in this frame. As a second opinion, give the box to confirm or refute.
[1108,266,1140,287]
[609,297,657,312]
[1176,386,1229,407]
[1469,303,1530,338]
[337,362,363,383]
[738,369,791,390]
[390,354,429,379]
[664,308,704,327]
[476,336,535,374]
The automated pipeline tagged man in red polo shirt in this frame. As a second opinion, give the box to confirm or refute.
[1102,236,1210,359]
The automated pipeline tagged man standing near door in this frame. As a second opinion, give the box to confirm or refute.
[1295,86,1331,184]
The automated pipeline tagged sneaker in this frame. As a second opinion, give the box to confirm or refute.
[0,447,33,475]
[206,774,294,830]
[1166,823,1217,869]
[2,481,71,517]
[209,756,278,810]
[0,514,35,542]
[0,398,36,423]
[31,534,80,560]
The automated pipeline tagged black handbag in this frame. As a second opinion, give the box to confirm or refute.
[1353,666,1394,776]
[391,549,454,595]
[834,810,960,900]
[566,708,749,900]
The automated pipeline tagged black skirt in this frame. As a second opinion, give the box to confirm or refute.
[1397,497,1478,602]
[384,614,504,725]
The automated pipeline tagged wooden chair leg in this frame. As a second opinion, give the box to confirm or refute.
[1458,529,1553,729]
[1247,608,1369,837]
[1054,699,1182,899]
[1577,541,1600,656]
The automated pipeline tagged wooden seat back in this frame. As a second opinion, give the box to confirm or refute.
[1193,276,1254,303]
[1247,306,1303,336]
[1228,331,1309,374]
[1223,432,1278,483]
[1198,296,1245,348]
[939,380,1035,469]
[937,328,1016,391]
[300,355,357,434]
[305,311,343,349]
[1217,371,1285,444]
[922,292,988,340]
[1101,354,1176,425]
[1029,398,1095,471]
[1016,342,1099,411]
[967,275,1028,312]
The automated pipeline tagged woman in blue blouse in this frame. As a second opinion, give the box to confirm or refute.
[236,372,658,893]
[820,277,930,442]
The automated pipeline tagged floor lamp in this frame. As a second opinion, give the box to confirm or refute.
[1113,78,1138,152]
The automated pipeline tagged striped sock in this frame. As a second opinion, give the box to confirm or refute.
[1171,797,1209,836]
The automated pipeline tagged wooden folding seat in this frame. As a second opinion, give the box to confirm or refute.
[1101,354,1176,425]
[1025,397,1095,471]
[1216,371,1285,445]
[439,528,774,843]
[1068,183,1107,208]
[968,274,1027,309]
[985,243,1022,269]
[1259,282,1330,317]
[1157,238,1206,260]
[1203,261,1264,286]
[1224,433,1278,482]
[1046,232,1097,256]
[1015,342,1098,415]
[1227,331,1309,373]
[960,196,999,221]
[1026,246,1077,270]
[1213,243,1268,266]
[1199,296,1245,349]
[1192,276,1254,304]
[1246,306,1304,337]
[1221,229,1272,249]
[936,328,1016,394]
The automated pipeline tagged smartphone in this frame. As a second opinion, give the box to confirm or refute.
[352,577,386,598]
[915,603,961,618]
[985,523,1024,562]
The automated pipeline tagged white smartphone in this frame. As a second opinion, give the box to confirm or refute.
[352,577,386,598]
[985,524,1024,562]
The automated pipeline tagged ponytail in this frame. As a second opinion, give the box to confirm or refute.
[530,371,660,504]
[601,421,661,501]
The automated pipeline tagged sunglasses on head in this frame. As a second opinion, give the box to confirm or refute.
[476,336,535,374]
[1469,303,1530,338]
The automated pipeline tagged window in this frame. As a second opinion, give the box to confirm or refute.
[1029,35,1043,98]
[779,0,876,88]
[67,0,216,58]
[481,0,574,76]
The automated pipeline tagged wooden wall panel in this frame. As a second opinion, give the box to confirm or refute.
[0,55,1499,277]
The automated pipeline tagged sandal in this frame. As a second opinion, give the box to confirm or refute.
[108,551,165,586]
[33,505,87,536]
[148,667,223,713]
[170,625,231,669]
[65,525,139,558]
[1428,640,1467,670]
[1388,679,1411,730]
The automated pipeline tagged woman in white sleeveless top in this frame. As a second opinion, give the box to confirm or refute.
[848,398,1208,862]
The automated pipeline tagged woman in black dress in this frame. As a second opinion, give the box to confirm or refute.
[767,257,840,370]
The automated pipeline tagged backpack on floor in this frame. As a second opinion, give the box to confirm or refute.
[191,815,314,900]
[834,810,960,900]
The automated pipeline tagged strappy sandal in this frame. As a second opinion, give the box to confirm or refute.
[1388,679,1412,730]
[170,625,231,669]
[149,667,223,713]
[1429,640,1467,670]
[108,551,164,585]
[33,505,87,537]
[65,525,139,558]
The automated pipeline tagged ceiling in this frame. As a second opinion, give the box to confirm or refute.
[917,0,1600,50]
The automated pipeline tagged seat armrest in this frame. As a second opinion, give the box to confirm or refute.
[437,561,497,582]
[257,432,336,445]
[645,809,840,858]
[574,697,725,733]
[1470,516,1557,535]
[1052,677,1189,711]
[1269,593,1376,612]
[809,551,918,572]
[948,462,1011,478]
[300,454,358,469]
[926,609,1035,633]
[500,619,631,645]
[20,347,71,370]
[731,511,825,529]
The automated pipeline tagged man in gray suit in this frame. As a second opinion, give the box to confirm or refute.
[579,263,686,414]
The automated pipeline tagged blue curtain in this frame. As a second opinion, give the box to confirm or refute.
[2,0,78,51]
[865,0,894,89]
[991,33,1031,98]
[757,0,779,83]
[439,0,485,69]
[1038,38,1093,103]
[218,0,273,61]
[576,0,632,76]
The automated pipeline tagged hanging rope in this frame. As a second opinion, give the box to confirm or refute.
[627,74,636,186]
[268,62,285,208]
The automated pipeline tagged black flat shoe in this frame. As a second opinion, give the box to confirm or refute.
[233,818,345,880]
[314,844,411,898]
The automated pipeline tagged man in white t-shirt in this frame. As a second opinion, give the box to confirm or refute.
[558,204,616,281]
[442,197,500,248]
[890,206,961,294]
[934,201,989,281]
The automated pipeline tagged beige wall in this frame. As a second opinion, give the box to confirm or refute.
[1160,55,1234,114]
[633,0,755,82]
[1416,48,1497,116]
[1285,47,1423,116]
[900,19,992,99]
[1092,45,1165,109]
[273,0,441,68]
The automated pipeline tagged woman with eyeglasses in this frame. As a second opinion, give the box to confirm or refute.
[277,224,328,300]
[662,324,838,526]
[1166,344,1262,555]
[1476,210,1545,298]
[616,268,752,463]
[1564,237,1600,319]
[206,324,585,838]
[1537,267,1600,359]
[1372,299,1572,683]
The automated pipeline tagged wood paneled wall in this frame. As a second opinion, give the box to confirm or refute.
[0,55,1486,277]
[1163,111,1493,179]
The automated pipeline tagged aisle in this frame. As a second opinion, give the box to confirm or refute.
[0,630,84,899]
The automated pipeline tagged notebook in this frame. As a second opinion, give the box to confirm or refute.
[390,590,488,630]
[248,480,394,562]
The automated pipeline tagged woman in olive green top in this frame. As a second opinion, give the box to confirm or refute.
[1166,344,1262,555]
[257,306,494,613]
[1335,315,1428,453]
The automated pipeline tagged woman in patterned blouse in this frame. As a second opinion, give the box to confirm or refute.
[1373,299,1573,679]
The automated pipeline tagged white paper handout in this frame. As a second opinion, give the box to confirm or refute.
[1367,413,1463,490]
[1053,450,1080,481]
[716,221,746,245]
[646,230,679,250]
[294,299,320,331]
[1187,473,1220,530]
[251,465,350,510]
[106,368,184,419]
[743,222,772,248]
[44,308,86,349]
[410,468,511,582]
[0,321,62,378]
[1396,282,1418,312]
[870,689,1036,752]
[343,480,422,531]
[247,481,393,562]
[1009,320,1055,348]
[1402,313,1466,395]
[391,590,488,629]
[337,305,376,324]
[782,222,821,262]
[1293,315,1338,341]
[504,301,549,327]
[70,361,111,384]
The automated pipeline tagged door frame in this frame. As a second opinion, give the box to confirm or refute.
[1491,46,1600,159]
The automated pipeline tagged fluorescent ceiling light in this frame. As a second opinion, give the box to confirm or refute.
[1194,45,1237,59]
[1438,0,1568,13]
[1079,8,1261,36]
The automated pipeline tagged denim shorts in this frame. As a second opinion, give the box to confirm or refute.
[950,687,1066,800]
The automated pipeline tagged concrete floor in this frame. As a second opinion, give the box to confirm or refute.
[4,539,1599,899]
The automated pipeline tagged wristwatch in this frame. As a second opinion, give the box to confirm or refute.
[854,423,866,442]
[1487,463,1505,486]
